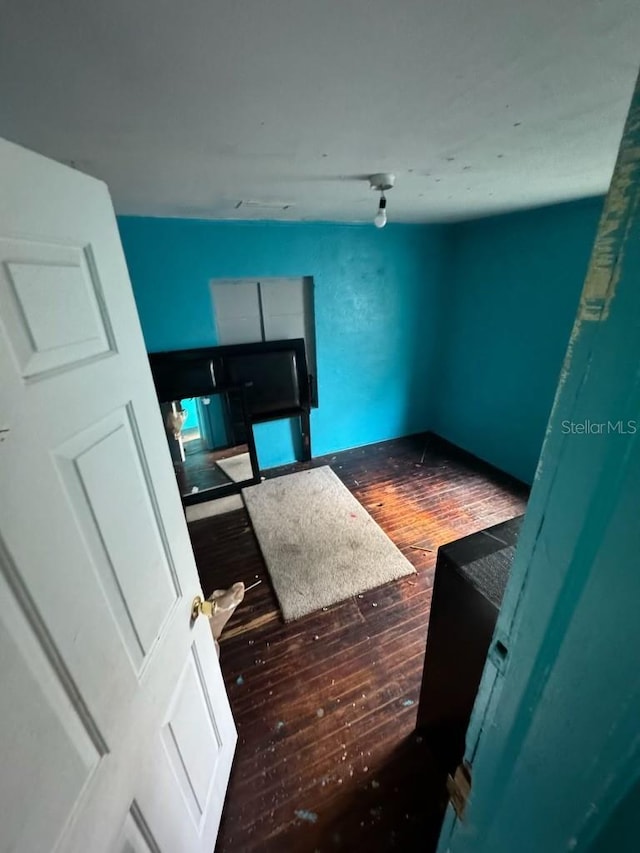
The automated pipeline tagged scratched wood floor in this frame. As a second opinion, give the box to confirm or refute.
[188,434,528,853]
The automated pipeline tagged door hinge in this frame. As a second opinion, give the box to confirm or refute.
[446,761,472,820]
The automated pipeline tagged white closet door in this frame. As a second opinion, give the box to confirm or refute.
[211,280,261,344]
[260,277,306,341]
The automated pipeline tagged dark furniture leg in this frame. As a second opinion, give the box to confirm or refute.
[300,409,311,462]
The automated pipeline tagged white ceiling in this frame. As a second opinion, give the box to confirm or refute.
[1,0,639,223]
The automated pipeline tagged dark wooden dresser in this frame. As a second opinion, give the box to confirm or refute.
[416,515,523,774]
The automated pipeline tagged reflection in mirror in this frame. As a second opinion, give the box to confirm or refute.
[160,388,257,499]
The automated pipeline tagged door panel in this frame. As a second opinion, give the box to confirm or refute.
[58,407,180,657]
[0,238,115,379]
[0,138,236,853]
[161,645,224,824]
[0,567,102,853]
[115,808,160,853]
[54,405,181,672]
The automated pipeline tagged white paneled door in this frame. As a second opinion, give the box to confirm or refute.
[0,139,236,853]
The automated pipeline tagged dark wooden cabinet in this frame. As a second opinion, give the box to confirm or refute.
[416,516,523,773]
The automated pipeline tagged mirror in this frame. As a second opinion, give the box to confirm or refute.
[160,386,260,504]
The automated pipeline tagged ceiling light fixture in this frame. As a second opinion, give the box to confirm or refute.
[369,173,395,228]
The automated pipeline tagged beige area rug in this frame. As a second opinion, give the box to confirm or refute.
[216,451,253,483]
[242,466,416,621]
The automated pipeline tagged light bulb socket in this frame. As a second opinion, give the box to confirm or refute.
[378,195,387,211]
[369,173,395,192]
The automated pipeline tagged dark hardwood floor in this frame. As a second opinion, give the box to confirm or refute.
[188,434,528,853]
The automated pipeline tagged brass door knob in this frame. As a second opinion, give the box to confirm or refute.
[191,595,218,623]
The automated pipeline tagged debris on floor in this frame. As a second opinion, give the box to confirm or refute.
[294,809,318,824]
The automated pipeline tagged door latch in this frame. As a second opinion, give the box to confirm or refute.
[446,761,472,820]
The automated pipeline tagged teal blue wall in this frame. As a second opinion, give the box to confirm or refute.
[118,218,446,469]
[119,203,603,476]
[180,397,199,431]
[432,197,604,483]
[591,778,640,853]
